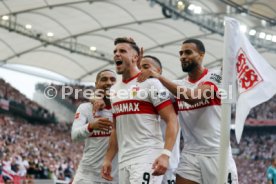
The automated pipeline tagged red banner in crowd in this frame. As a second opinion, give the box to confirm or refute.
[246,119,276,126]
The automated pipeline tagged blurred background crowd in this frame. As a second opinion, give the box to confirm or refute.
[0,80,275,184]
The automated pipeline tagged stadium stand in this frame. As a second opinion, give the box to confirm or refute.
[1,113,275,184]
[0,114,81,184]
[35,83,95,111]
[0,81,275,184]
[0,79,56,124]
[231,95,276,121]
[231,127,276,184]
[0,0,275,183]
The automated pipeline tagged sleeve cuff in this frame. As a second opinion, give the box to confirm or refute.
[156,100,172,112]
[87,123,93,132]
[201,81,219,92]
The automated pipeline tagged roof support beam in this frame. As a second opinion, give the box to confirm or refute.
[220,0,276,24]
[151,0,276,52]
[0,17,166,63]
[0,0,105,16]
[145,33,213,52]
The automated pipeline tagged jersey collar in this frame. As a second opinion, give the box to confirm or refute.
[187,68,208,83]
[123,72,141,84]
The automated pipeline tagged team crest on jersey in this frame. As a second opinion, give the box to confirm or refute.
[130,86,140,97]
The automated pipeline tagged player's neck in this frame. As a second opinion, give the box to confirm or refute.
[122,67,140,82]
[103,97,111,107]
[188,66,205,81]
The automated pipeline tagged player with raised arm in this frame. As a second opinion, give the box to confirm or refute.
[138,39,238,184]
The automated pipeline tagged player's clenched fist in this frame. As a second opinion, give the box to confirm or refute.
[152,154,169,176]
[101,159,113,181]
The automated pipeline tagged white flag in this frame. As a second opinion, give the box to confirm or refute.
[225,18,276,143]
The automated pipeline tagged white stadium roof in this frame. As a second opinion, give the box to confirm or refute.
[0,0,275,83]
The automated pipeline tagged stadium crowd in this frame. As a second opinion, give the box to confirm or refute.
[248,95,276,120]
[1,114,275,184]
[232,94,276,120]
[0,78,55,121]
[35,83,95,109]
[231,128,276,184]
[0,81,275,183]
[0,114,82,183]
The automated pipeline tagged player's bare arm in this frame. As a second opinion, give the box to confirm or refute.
[152,104,178,176]
[138,70,216,105]
[101,119,118,181]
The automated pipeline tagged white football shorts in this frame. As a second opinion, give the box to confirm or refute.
[119,163,164,184]
[176,152,238,184]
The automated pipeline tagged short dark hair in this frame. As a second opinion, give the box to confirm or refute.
[96,69,116,82]
[114,37,140,55]
[183,39,205,53]
[143,55,162,73]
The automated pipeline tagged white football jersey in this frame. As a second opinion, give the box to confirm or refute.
[71,102,118,182]
[110,74,172,169]
[174,68,223,156]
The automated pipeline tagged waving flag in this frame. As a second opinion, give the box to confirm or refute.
[218,17,276,183]
[226,18,276,143]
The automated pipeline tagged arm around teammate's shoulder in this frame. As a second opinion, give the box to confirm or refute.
[158,75,218,105]
[138,69,217,105]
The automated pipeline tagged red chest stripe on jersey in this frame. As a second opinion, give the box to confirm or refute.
[155,100,172,112]
[201,81,219,92]
[112,100,158,117]
[177,97,221,111]
[89,129,111,137]
[104,105,112,110]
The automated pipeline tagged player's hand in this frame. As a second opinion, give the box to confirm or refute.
[101,159,113,181]
[152,154,169,176]
[137,68,160,83]
[137,47,144,69]
[90,98,106,116]
[89,117,113,132]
